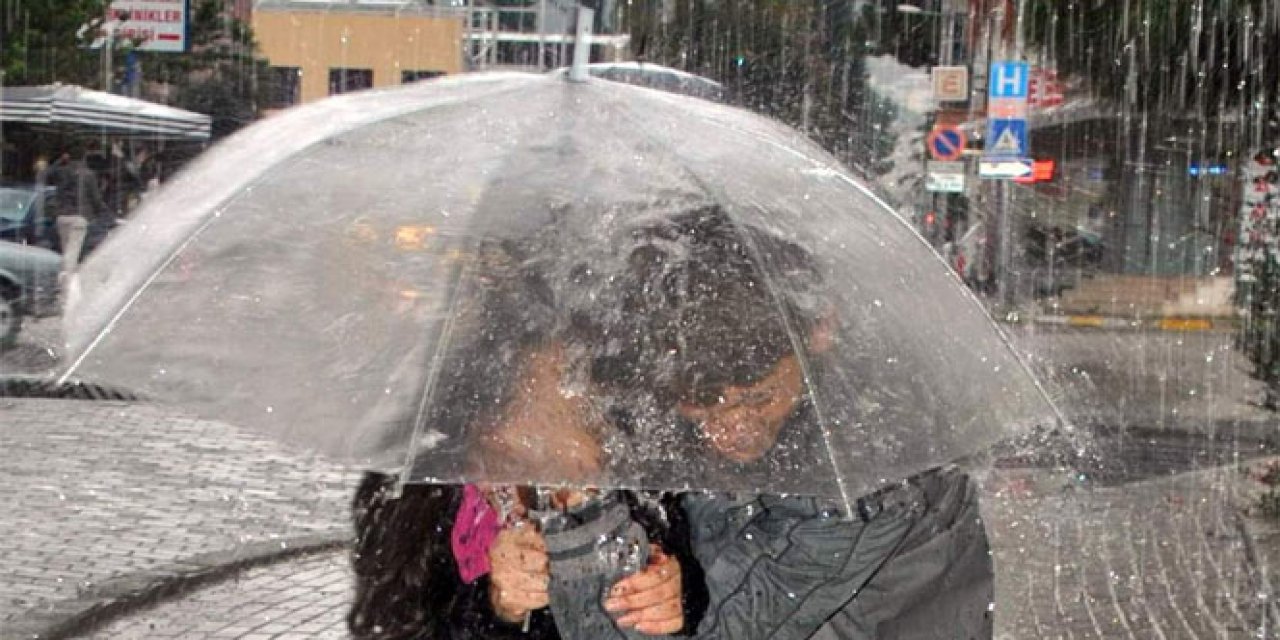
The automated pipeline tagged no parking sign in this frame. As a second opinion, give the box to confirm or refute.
[926,127,965,161]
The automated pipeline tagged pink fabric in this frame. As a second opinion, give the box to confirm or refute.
[451,484,500,584]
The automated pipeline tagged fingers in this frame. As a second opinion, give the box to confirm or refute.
[493,566,549,593]
[491,544,549,573]
[494,523,548,553]
[606,546,684,634]
[613,594,682,621]
[490,527,548,569]
[488,525,550,623]
[493,582,549,609]
[606,565,680,610]
[622,606,684,635]
[606,547,679,604]
[490,583,549,623]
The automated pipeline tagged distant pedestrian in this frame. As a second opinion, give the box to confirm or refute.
[53,151,109,279]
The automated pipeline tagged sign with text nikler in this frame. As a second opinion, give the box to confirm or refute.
[88,0,189,53]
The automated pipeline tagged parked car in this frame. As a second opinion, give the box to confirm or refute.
[0,239,61,349]
[0,184,114,258]
[0,185,58,249]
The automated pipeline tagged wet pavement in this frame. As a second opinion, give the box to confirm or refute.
[62,462,1280,640]
[85,552,352,640]
[986,464,1278,639]
[0,397,360,639]
[2,318,1278,638]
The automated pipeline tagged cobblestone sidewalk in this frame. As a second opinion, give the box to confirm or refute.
[0,398,361,638]
[985,463,1277,639]
[86,552,351,640]
[62,461,1280,640]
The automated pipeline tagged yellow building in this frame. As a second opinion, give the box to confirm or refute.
[253,1,467,106]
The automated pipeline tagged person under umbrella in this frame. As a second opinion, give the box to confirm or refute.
[397,204,995,639]
[346,242,689,640]
[567,205,994,639]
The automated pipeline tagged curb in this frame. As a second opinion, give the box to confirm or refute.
[9,531,352,640]
[1030,314,1236,332]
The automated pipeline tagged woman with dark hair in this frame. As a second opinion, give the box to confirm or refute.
[346,241,692,640]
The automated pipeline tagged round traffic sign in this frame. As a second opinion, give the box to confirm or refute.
[927,127,965,161]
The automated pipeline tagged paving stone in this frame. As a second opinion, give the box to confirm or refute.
[70,463,1280,639]
[0,398,360,634]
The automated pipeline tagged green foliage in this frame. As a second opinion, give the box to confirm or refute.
[142,0,276,141]
[0,0,108,86]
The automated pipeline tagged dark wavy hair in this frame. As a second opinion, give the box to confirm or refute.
[577,205,824,405]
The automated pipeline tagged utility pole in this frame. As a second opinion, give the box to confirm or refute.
[993,0,1025,308]
[101,13,129,94]
[537,0,546,71]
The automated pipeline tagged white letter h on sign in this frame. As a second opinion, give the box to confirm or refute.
[995,65,1023,97]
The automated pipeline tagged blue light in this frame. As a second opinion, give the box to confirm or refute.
[1188,163,1228,176]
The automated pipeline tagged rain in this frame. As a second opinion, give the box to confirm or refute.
[0,1,1277,638]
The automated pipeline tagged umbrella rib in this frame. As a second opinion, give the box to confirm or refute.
[397,252,476,489]
[61,76,542,386]
[58,209,225,385]
[688,105,1073,440]
[598,86,856,516]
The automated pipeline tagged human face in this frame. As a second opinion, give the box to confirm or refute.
[475,345,604,483]
[677,353,806,464]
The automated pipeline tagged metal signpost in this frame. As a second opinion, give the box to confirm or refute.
[983,61,1030,306]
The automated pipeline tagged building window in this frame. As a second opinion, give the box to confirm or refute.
[402,70,446,84]
[266,67,301,109]
[329,68,374,96]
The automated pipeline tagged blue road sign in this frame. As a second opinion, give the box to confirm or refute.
[989,61,1030,99]
[927,127,965,161]
[986,118,1028,158]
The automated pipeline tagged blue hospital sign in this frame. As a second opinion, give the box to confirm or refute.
[989,62,1030,99]
[984,61,1031,167]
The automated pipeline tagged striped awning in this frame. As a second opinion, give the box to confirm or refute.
[0,84,211,141]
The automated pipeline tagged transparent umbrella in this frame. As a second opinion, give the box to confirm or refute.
[60,71,1062,512]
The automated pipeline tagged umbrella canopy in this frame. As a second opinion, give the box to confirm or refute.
[0,84,211,141]
[585,62,724,102]
[60,71,1061,505]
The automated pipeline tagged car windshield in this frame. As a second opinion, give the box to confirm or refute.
[0,188,35,223]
